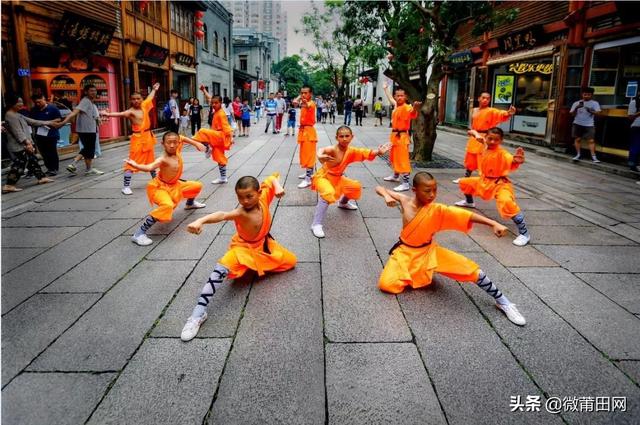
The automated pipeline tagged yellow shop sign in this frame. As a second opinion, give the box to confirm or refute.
[508,63,554,75]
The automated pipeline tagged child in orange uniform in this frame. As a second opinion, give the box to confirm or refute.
[455,127,531,246]
[310,125,389,238]
[194,91,234,184]
[376,172,526,326]
[295,85,318,189]
[453,92,515,183]
[101,82,160,195]
[181,172,297,341]
[382,81,421,192]
[126,132,207,246]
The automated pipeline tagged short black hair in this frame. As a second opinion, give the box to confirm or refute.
[336,125,352,136]
[83,84,96,92]
[236,176,260,191]
[5,93,22,108]
[582,87,595,94]
[170,89,179,95]
[162,131,179,142]
[486,127,504,138]
[301,84,313,93]
[413,172,435,187]
[130,91,142,97]
[31,93,45,101]
[211,95,222,103]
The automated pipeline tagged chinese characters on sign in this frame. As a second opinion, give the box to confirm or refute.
[508,63,554,75]
[57,12,115,55]
[494,75,515,104]
[175,53,194,67]
[510,395,627,414]
[448,50,473,69]
[498,26,544,54]
[136,41,169,66]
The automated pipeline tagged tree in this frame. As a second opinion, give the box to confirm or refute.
[272,55,307,97]
[341,1,517,161]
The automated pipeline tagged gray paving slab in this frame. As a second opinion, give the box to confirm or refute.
[1,226,83,248]
[61,187,129,199]
[510,267,640,359]
[147,215,221,260]
[123,207,192,235]
[33,197,131,211]
[29,260,196,371]
[1,219,138,313]
[44,236,158,293]
[1,210,112,227]
[270,205,319,262]
[107,195,153,218]
[617,361,640,384]
[575,273,640,314]
[399,277,554,425]
[280,181,318,206]
[514,210,593,226]
[536,245,640,273]
[326,343,446,425]
[605,222,640,244]
[469,230,558,267]
[152,236,252,338]
[321,205,370,239]
[461,253,640,424]
[525,225,635,245]
[209,263,325,425]
[357,192,400,218]
[574,199,639,223]
[1,248,45,274]
[364,217,401,263]
[2,293,101,385]
[1,372,115,425]
[88,338,231,425]
[321,237,412,342]
[557,203,621,227]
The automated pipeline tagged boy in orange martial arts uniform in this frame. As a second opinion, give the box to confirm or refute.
[310,125,390,238]
[181,172,297,341]
[126,132,207,246]
[192,93,234,184]
[453,92,515,183]
[382,81,421,192]
[455,127,531,247]
[294,85,318,189]
[101,82,160,195]
[376,172,526,326]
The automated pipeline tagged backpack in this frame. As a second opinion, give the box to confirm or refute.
[162,102,172,121]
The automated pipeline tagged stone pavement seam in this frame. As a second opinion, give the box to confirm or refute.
[572,273,640,320]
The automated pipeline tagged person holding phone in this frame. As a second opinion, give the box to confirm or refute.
[570,87,602,163]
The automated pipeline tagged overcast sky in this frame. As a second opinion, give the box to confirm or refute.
[285,0,327,56]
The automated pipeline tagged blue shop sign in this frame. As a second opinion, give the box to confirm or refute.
[18,68,31,77]
[448,50,473,68]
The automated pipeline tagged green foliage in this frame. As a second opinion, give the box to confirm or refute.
[272,55,307,96]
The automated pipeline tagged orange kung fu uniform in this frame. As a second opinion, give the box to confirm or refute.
[389,103,417,174]
[124,97,156,173]
[458,147,521,219]
[146,139,203,222]
[194,108,233,166]
[219,173,297,279]
[311,146,377,204]
[379,203,480,294]
[464,108,511,171]
[297,101,318,168]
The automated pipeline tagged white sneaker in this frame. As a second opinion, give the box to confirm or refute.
[571,154,581,161]
[203,145,211,158]
[185,201,206,210]
[393,182,411,192]
[337,200,358,210]
[85,168,104,176]
[452,178,461,184]
[181,313,208,341]
[454,199,476,208]
[298,173,307,179]
[66,163,77,174]
[211,178,228,184]
[512,233,531,246]
[131,233,153,246]
[383,174,400,182]
[592,157,601,163]
[298,178,311,189]
[121,187,133,195]
[496,303,526,326]
[311,224,325,238]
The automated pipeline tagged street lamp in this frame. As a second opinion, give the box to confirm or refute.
[255,66,261,97]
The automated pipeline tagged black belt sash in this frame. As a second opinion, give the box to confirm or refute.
[485,176,510,184]
[245,232,275,254]
[132,128,151,134]
[388,238,432,255]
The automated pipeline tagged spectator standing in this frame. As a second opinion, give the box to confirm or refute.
[241,99,251,137]
[354,95,364,126]
[3,94,55,192]
[254,97,262,123]
[179,110,190,136]
[168,89,180,133]
[328,99,336,124]
[189,98,203,135]
[316,96,324,123]
[344,96,353,126]
[373,97,384,127]
[286,100,298,136]
[628,94,640,172]
[30,93,62,175]
[570,87,602,163]
[232,96,243,137]
[264,93,277,133]
[275,92,286,133]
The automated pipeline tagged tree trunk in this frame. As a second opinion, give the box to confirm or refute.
[411,70,443,163]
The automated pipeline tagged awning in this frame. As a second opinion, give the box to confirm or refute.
[594,35,640,51]
[172,64,197,74]
[487,45,555,66]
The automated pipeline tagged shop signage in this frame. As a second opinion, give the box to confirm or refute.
[448,50,473,68]
[175,53,194,67]
[17,68,30,77]
[508,63,554,75]
[593,86,616,95]
[56,12,115,55]
[513,115,547,136]
[626,81,638,98]
[494,75,514,104]
[498,26,544,54]
[136,41,169,65]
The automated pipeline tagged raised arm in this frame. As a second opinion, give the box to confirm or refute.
[375,185,407,207]
[124,156,164,172]
[178,135,206,152]
[317,146,335,164]
[101,109,134,119]
[187,209,241,234]
[470,212,507,237]
[52,108,80,127]
[200,84,212,104]
[383,82,397,107]
[147,82,160,102]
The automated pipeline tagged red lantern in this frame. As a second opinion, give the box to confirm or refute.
[195,30,205,40]
[195,20,204,29]
[195,10,205,19]
[243,82,251,90]
[139,0,149,11]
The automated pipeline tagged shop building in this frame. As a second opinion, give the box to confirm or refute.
[442,1,640,160]
[232,28,279,100]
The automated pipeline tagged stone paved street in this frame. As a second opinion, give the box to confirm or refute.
[2,119,640,424]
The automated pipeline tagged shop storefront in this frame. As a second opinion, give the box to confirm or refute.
[444,50,474,126]
[172,53,197,101]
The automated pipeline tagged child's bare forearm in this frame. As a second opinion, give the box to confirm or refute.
[470,213,498,228]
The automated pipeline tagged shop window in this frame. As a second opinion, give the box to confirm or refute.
[564,49,584,107]
[240,55,248,71]
[134,1,162,25]
[214,32,219,56]
[223,37,228,60]
[170,2,193,39]
[589,43,640,106]
[203,24,209,51]
[212,82,221,96]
